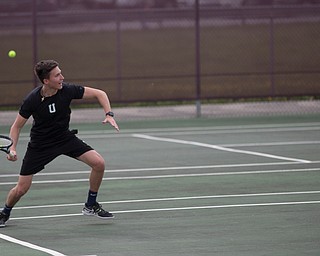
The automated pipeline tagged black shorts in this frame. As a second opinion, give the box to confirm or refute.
[20,135,93,176]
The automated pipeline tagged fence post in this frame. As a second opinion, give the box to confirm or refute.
[195,0,201,117]
[32,0,38,88]
[269,7,275,97]
[116,7,122,101]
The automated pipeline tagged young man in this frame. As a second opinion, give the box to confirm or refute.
[0,60,119,228]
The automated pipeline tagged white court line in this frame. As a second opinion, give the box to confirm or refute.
[132,134,311,163]
[9,200,320,221]
[16,122,320,140]
[0,167,320,185]
[134,126,320,137]
[221,141,320,147]
[11,190,320,210]
[0,233,67,256]
[113,201,320,213]
[60,127,320,140]
[78,122,320,134]
[1,161,319,178]
[0,233,97,256]
[71,127,320,139]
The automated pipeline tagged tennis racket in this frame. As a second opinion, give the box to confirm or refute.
[0,135,13,154]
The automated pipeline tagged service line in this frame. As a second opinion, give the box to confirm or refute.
[132,134,311,163]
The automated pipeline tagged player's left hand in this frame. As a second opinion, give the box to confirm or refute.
[102,116,119,132]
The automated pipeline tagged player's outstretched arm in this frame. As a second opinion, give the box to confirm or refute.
[82,87,119,132]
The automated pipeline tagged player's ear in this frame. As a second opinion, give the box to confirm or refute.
[43,78,49,85]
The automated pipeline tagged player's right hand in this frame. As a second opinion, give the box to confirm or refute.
[7,150,17,161]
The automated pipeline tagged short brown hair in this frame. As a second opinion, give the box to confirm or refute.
[34,60,59,84]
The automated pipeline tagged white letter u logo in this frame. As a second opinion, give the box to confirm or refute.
[48,103,56,113]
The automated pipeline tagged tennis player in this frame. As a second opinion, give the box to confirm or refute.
[0,60,119,228]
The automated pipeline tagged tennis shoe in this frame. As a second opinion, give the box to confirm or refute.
[0,212,9,228]
[82,202,114,219]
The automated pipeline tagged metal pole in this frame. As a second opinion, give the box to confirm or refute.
[269,7,275,96]
[116,7,122,101]
[32,0,38,88]
[195,0,201,117]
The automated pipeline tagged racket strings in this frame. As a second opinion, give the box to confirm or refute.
[0,138,12,147]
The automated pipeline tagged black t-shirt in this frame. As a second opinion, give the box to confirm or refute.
[19,83,84,143]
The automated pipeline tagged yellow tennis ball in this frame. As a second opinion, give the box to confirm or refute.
[8,50,16,58]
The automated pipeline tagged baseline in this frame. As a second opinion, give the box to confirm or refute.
[0,233,67,256]
[0,233,97,256]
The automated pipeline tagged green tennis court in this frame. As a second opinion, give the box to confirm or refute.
[0,115,320,256]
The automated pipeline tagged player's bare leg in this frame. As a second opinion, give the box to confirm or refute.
[6,175,33,208]
[78,150,114,219]
[0,175,33,227]
[77,150,105,192]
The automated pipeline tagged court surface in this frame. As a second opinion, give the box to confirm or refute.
[0,114,319,256]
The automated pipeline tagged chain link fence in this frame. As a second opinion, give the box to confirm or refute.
[0,1,319,117]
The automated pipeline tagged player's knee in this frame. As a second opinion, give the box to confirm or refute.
[93,157,105,172]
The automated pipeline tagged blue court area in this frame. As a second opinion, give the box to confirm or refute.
[0,114,319,256]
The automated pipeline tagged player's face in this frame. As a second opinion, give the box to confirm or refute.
[45,66,64,90]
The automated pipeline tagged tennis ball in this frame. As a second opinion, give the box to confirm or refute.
[8,50,16,58]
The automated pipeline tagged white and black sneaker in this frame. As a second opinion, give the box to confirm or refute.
[82,202,114,219]
[0,212,9,228]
